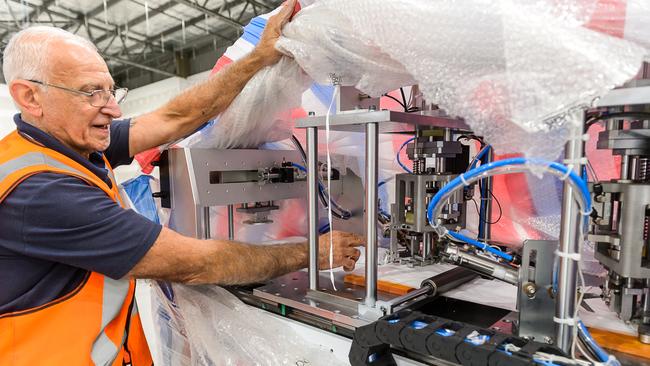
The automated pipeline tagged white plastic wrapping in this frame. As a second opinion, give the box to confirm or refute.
[185,0,649,160]
[277,0,649,160]
[183,57,312,148]
[150,282,346,366]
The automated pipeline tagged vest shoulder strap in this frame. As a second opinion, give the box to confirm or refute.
[0,131,117,203]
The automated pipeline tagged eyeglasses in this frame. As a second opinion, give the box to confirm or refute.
[28,79,128,107]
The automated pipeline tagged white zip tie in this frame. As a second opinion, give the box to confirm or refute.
[560,164,574,180]
[553,316,578,326]
[459,173,470,186]
[555,249,581,261]
[580,208,593,216]
[562,157,588,165]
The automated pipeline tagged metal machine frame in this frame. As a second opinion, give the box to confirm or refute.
[158,82,650,365]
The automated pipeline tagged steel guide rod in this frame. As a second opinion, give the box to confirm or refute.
[555,118,585,352]
[307,127,320,290]
[227,204,235,241]
[365,122,379,307]
[203,206,211,239]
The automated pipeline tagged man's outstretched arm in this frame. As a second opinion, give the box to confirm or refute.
[127,0,297,157]
[126,227,363,286]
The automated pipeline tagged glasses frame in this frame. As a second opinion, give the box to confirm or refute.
[27,79,128,107]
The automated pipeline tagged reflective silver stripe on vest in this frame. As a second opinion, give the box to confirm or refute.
[91,277,131,366]
[0,151,90,183]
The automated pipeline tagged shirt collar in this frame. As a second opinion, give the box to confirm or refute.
[13,113,113,187]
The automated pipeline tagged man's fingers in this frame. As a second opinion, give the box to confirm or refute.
[343,257,357,272]
[333,231,365,246]
[278,0,297,24]
[343,247,360,260]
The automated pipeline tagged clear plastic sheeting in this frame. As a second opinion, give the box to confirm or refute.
[150,282,346,366]
[277,0,650,159]
[183,57,312,149]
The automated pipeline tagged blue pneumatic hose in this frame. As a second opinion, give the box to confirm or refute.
[426,158,591,262]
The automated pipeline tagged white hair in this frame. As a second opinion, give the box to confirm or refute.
[3,26,97,84]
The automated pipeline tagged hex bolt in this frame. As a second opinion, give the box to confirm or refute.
[523,282,537,298]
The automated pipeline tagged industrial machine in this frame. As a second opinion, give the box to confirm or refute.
[158,80,650,365]
[588,79,650,340]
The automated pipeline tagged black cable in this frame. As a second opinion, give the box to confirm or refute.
[456,134,485,147]
[577,331,602,362]
[291,135,307,162]
[400,87,408,110]
[585,112,650,129]
[383,94,407,111]
[487,187,503,224]
[291,135,351,220]
[472,181,503,225]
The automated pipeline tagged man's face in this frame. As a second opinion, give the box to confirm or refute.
[37,39,122,157]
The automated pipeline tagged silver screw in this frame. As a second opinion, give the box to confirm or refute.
[523,282,537,298]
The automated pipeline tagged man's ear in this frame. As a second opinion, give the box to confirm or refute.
[9,80,43,118]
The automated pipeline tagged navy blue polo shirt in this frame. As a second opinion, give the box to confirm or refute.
[0,114,162,313]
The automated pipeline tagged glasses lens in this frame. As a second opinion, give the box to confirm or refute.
[90,90,110,107]
[89,89,128,107]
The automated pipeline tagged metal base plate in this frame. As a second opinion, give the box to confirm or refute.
[254,271,394,329]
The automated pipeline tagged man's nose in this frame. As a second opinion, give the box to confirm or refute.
[101,95,123,118]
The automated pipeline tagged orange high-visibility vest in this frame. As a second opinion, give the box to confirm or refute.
[0,130,153,366]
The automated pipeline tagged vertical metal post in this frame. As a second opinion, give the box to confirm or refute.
[621,155,630,180]
[227,204,235,241]
[482,148,494,243]
[203,206,211,239]
[555,119,585,352]
[365,122,379,307]
[307,127,320,291]
[642,278,650,324]
[423,232,433,259]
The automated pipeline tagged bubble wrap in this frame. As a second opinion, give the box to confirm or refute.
[277,0,650,159]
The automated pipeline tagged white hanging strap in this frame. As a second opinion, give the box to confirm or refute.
[325,78,340,291]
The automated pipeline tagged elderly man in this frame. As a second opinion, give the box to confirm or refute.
[0,1,363,364]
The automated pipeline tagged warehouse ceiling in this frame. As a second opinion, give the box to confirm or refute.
[0,0,282,89]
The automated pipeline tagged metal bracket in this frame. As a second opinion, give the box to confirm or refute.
[517,240,558,344]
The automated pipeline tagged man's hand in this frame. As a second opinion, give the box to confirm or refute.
[252,0,297,67]
[318,231,364,272]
